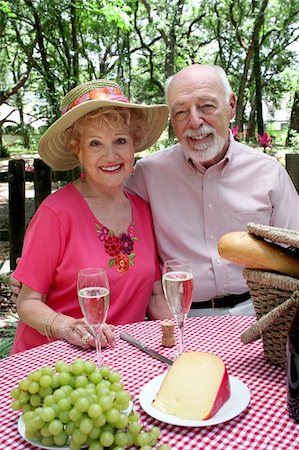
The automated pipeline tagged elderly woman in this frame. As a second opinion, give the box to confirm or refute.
[11,79,171,354]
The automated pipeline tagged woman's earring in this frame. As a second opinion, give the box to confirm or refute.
[80,165,85,182]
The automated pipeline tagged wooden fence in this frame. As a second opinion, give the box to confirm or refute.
[0,154,299,270]
[0,159,80,269]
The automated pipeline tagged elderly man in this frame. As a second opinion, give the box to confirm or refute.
[126,64,299,316]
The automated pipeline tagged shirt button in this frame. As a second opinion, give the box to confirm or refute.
[216,257,222,264]
[208,203,212,209]
[207,174,211,180]
[210,234,214,239]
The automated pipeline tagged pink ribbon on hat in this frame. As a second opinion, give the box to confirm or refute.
[61,86,129,115]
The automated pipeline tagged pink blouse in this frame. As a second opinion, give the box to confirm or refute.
[11,184,160,353]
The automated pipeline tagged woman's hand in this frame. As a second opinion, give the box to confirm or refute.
[52,315,116,349]
[16,284,116,350]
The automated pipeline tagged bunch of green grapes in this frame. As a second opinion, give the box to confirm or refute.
[10,359,171,450]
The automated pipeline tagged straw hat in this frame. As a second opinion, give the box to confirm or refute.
[38,79,169,171]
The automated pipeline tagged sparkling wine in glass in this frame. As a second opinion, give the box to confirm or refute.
[162,259,193,356]
[77,267,110,368]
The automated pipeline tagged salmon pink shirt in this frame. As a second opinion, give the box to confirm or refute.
[126,132,299,303]
[11,184,160,354]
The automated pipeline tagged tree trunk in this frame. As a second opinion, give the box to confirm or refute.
[286,90,299,145]
[254,36,264,135]
[9,159,25,269]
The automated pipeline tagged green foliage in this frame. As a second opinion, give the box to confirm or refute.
[0,312,18,359]
[1,0,298,141]
[0,266,18,359]
[288,130,299,152]
[0,143,9,157]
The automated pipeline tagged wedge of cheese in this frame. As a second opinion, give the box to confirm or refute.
[152,351,230,420]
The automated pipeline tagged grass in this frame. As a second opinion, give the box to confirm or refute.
[0,312,18,358]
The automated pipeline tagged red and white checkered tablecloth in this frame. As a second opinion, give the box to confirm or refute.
[1,316,299,450]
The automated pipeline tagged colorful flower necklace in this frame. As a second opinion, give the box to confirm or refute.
[96,223,137,273]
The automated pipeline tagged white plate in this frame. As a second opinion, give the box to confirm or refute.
[139,373,250,427]
[18,401,133,449]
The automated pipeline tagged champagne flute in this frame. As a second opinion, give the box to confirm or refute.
[162,259,193,357]
[77,267,110,368]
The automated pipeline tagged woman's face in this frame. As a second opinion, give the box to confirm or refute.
[77,123,135,192]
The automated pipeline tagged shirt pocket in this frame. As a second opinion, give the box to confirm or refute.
[229,210,271,232]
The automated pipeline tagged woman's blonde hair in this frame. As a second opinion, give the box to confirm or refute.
[64,107,147,157]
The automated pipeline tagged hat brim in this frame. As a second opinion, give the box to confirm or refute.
[38,99,169,171]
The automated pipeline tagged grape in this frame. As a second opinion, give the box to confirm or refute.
[10,387,20,399]
[71,428,88,445]
[114,412,129,429]
[89,442,104,450]
[40,406,56,422]
[99,365,111,378]
[75,374,89,388]
[48,418,64,435]
[98,394,113,411]
[71,360,85,376]
[28,381,39,394]
[114,430,128,446]
[39,374,52,388]
[53,430,68,445]
[41,366,54,376]
[40,423,51,437]
[135,431,152,447]
[105,407,120,423]
[129,421,142,435]
[30,394,41,407]
[84,360,96,375]
[10,358,169,449]
[19,378,30,391]
[75,397,90,413]
[89,370,103,384]
[69,407,82,422]
[58,397,71,411]
[41,436,55,446]
[79,416,93,434]
[99,429,114,447]
[87,403,102,418]
[58,371,73,386]
[58,410,70,424]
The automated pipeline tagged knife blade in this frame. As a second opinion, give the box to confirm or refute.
[120,332,173,366]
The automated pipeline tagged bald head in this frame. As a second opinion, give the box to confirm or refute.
[165,64,233,106]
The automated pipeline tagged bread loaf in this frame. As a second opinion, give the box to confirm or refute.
[218,231,299,278]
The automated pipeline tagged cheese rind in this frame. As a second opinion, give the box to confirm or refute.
[152,351,230,420]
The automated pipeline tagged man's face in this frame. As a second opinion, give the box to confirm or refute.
[168,67,236,164]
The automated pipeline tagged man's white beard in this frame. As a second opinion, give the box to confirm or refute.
[182,124,225,164]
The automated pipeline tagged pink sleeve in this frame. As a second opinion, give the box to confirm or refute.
[14,205,66,293]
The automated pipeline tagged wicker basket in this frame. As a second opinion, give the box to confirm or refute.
[242,269,299,367]
[240,223,299,368]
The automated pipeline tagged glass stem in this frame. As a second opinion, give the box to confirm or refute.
[92,325,102,368]
[176,315,185,354]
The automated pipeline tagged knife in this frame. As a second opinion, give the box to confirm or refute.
[120,332,173,366]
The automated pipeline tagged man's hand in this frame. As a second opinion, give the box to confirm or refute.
[10,273,22,305]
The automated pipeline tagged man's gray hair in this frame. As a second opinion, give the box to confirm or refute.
[164,65,233,105]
